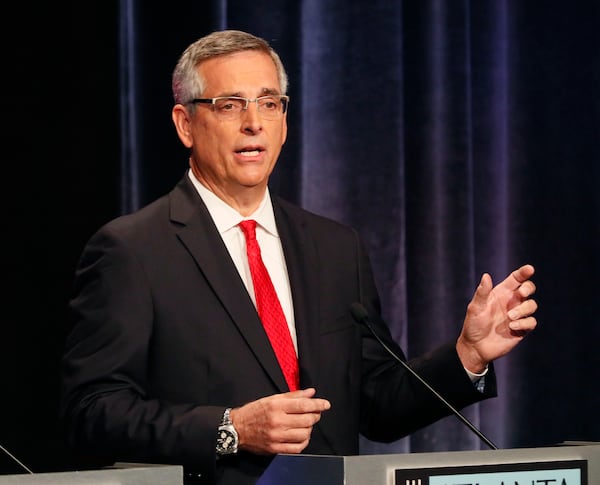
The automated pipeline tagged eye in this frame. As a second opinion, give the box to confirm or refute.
[215,98,244,112]
[259,97,279,111]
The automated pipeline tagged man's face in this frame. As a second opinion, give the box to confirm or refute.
[175,50,288,203]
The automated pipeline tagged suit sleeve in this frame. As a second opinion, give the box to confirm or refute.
[59,225,221,479]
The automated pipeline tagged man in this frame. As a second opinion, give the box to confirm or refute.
[60,30,537,485]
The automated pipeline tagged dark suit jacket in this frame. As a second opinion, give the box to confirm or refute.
[60,174,496,484]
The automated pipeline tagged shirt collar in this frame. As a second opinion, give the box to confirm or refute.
[187,169,279,237]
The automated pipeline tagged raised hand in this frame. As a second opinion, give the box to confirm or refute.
[456,264,538,373]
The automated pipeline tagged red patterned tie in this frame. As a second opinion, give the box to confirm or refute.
[239,220,299,391]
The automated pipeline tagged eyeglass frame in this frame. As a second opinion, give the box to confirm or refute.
[187,95,289,119]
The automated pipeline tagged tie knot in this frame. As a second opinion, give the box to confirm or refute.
[239,219,258,241]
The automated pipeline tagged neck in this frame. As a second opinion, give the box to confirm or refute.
[191,166,267,216]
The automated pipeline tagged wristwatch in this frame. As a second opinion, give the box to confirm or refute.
[216,407,238,456]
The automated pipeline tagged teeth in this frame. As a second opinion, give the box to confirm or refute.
[240,150,260,156]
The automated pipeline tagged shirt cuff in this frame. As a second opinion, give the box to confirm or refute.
[464,365,488,382]
[465,365,488,392]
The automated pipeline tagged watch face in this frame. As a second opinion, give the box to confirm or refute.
[217,427,237,454]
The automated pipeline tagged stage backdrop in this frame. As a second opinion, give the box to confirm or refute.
[2,0,599,474]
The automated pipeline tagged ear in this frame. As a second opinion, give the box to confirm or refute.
[172,104,194,148]
[281,112,288,146]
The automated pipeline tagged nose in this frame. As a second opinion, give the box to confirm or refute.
[241,101,263,134]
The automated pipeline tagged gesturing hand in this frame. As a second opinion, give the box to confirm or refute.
[456,264,538,373]
[230,388,331,456]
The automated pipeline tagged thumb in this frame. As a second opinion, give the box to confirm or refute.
[472,273,493,307]
[286,388,317,399]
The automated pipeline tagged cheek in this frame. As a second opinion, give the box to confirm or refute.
[193,128,230,162]
[193,120,222,147]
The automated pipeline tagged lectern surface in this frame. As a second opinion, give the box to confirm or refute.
[258,444,600,484]
[0,463,183,484]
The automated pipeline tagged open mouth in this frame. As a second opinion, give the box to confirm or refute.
[238,150,261,156]
[236,146,264,157]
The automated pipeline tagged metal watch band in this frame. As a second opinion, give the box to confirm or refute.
[221,407,232,426]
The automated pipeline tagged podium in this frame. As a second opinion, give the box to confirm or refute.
[258,443,600,484]
[1,444,598,484]
[0,463,183,484]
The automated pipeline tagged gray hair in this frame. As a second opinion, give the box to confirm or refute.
[172,30,288,105]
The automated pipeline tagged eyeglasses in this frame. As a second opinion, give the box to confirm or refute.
[189,95,289,121]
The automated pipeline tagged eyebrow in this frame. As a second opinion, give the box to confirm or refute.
[215,88,281,98]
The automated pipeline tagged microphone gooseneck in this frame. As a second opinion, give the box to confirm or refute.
[349,302,498,450]
[0,443,34,474]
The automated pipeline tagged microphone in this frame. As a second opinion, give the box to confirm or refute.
[0,443,34,474]
[349,302,498,450]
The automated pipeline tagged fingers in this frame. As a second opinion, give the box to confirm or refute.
[508,298,538,320]
[500,265,537,333]
[507,266,537,332]
[282,388,331,414]
[517,279,536,298]
[505,264,535,290]
[508,298,538,332]
[508,316,537,334]
[473,265,536,308]
[232,389,331,455]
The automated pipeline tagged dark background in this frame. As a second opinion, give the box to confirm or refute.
[2,2,121,473]
[2,0,599,475]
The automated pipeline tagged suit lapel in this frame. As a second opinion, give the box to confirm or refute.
[272,198,321,392]
[168,176,289,391]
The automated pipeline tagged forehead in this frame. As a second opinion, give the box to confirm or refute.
[198,50,280,96]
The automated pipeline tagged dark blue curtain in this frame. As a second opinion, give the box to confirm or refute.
[117,0,600,453]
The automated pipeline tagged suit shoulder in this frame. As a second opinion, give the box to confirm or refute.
[90,194,171,244]
[96,173,190,238]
